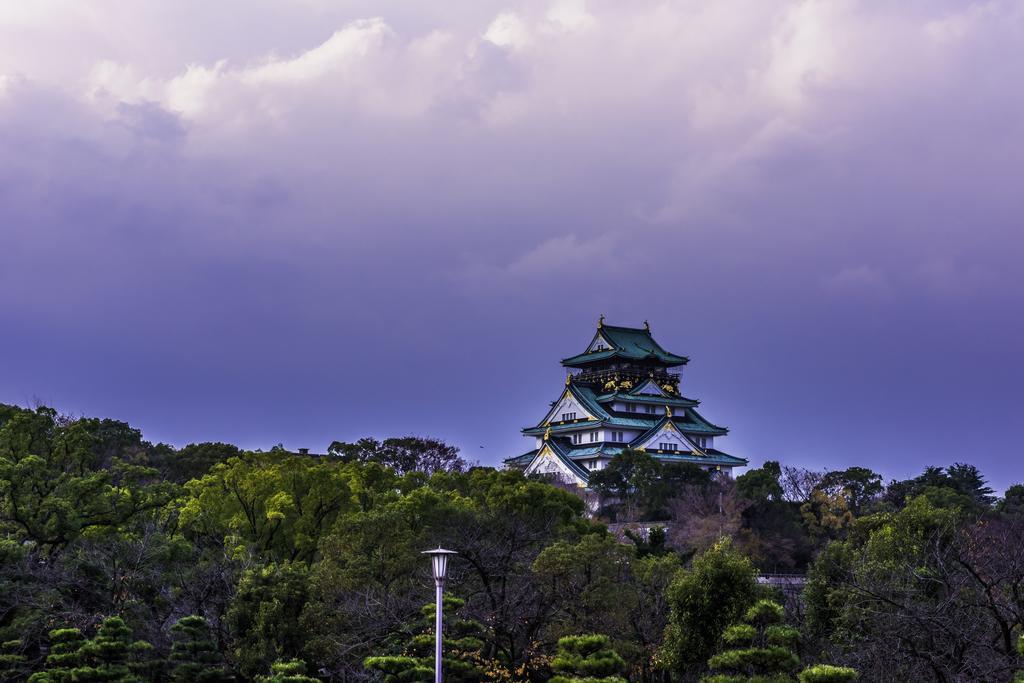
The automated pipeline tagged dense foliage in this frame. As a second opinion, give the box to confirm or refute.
[1,402,1023,681]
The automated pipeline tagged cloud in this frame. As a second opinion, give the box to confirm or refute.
[2,0,1024,483]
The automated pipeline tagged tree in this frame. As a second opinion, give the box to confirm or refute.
[997,484,1024,516]
[0,406,175,552]
[588,449,662,521]
[226,562,310,679]
[883,463,995,512]
[167,443,241,483]
[805,496,1024,680]
[364,597,500,682]
[798,665,858,683]
[817,467,883,515]
[703,599,800,682]
[0,639,26,682]
[306,468,590,680]
[668,478,747,556]
[660,538,760,677]
[550,634,627,683]
[179,452,367,562]
[27,628,86,683]
[735,461,784,503]
[327,437,467,475]
[73,616,147,683]
[533,533,679,681]
[255,659,318,683]
[169,615,232,682]
[800,489,853,543]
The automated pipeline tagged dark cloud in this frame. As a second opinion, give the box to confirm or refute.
[1,1,1022,488]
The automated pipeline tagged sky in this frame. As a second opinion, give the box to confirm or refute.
[1,0,1023,490]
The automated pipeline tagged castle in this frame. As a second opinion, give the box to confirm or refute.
[505,317,747,486]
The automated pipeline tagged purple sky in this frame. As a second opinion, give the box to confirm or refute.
[2,1,1023,489]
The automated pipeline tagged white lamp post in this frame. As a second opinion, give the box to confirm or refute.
[422,548,457,683]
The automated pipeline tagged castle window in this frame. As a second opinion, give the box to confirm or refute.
[626,404,638,413]
[658,442,678,452]
[561,411,577,422]
[572,432,581,444]
[589,431,598,443]
[610,431,625,442]
[644,404,657,414]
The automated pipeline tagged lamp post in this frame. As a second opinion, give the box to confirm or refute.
[422,548,457,683]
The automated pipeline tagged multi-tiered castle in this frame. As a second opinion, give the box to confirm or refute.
[505,317,747,486]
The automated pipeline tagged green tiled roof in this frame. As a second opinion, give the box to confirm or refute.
[505,444,746,472]
[523,411,726,436]
[595,392,699,408]
[503,451,537,466]
[562,324,689,368]
[648,450,748,467]
[686,408,728,434]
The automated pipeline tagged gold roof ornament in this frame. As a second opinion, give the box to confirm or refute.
[665,406,673,418]
[565,373,572,386]
[643,319,650,331]
[543,427,551,441]
[598,314,605,328]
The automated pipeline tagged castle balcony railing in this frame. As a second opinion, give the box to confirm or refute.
[572,366,679,389]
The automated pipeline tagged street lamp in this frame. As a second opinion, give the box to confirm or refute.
[422,547,458,683]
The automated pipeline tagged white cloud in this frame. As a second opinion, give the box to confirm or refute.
[484,12,530,49]
[241,19,391,85]
[544,0,595,33]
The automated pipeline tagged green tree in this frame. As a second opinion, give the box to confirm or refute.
[327,437,467,475]
[27,628,86,683]
[364,597,499,682]
[226,562,310,679]
[255,659,318,683]
[703,599,800,682]
[997,484,1024,516]
[167,442,241,483]
[588,449,663,520]
[179,453,368,562]
[0,639,26,682]
[797,665,858,683]
[660,538,760,677]
[0,406,175,552]
[72,616,145,683]
[534,533,680,682]
[549,634,626,683]
[735,462,784,503]
[818,467,883,515]
[307,468,589,680]
[169,615,232,682]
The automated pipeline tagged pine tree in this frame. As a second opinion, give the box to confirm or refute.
[703,599,800,683]
[0,639,27,682]
[255,658,318,682]
[169,615,233,682]
[72,616,142,683]
[549,634,627,683]
[364,597,494,682]
[797,665,858,683]
[27,628,87,683]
